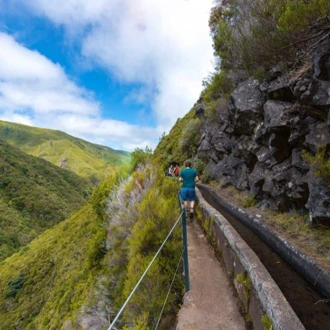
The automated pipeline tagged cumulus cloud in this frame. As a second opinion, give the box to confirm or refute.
[2,0,214,150]
[0,32,98,115]
[0,32,157,150]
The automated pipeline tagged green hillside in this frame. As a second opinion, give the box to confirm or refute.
[0,160,183,329]
[0,203,104,330]
[0,139,93,261]
[0,120,130,182]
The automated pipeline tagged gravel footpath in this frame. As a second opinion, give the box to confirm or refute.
[175,220,246,330]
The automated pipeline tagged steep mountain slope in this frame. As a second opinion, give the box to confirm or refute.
[0,162,183,330]
[0,139,92,261]
[0,120,130,182]
[0,202,104,330]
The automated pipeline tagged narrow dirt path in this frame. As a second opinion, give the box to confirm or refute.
[175,220,246,330]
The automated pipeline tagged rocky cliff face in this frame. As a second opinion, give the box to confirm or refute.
[196,44,330,225]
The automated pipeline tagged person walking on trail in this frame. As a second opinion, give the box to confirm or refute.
[173,164,180,177]
[165,164,174,177]
[179,160,199,219]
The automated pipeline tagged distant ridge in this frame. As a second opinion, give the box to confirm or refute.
[0,138,93,261]
[0,120,130,182]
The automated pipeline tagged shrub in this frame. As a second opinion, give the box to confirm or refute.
[131,147,153,171]
[243,193,257,208]
[302,147,330,186]
[179,118,201,156]
[6,273,25,298]
[210,0,330,78]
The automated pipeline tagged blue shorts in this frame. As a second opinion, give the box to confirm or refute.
[180,187,196,201]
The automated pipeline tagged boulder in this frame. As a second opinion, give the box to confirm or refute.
[195,102,206,119]
[263,100,293,130]
[252,122,270,146]
[305,122,330,153]
[267,72,295,102]
[289,115,319,147]
[305,171,330,226]
[313,43,330,80]
[293,79,330,111]
[255,145,291,168]
[291,148,310,171]
[197,126,234,161]
[211,131,235,154]
[232,136,259,170]
[228,79,266,135]
[222,163,249,190]
[249,163,267,199]
[251,160,309,211]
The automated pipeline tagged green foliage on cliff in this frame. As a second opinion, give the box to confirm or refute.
[83,165,183,329]
[201,0,330,104]
[154,109,201,168]
[209,0,330,75]
[120,174,183,327]
[0,139,92,261]
[0,120,130,183]
[0,202,106,330]
[0,157,183,329]
[131,146,153,170]
[303,148,330,186]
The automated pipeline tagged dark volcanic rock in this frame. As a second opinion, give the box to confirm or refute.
[267,72,295,102]
[195,102,206,119]
[305,172,330,226]
[305,122,330,153]
[197,45,330,223]
[293,79,330,111]
[313,44,330,80]
[264,100,293,130]
[228,79,266,135]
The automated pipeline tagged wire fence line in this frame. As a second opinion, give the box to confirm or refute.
[154,250,184,330]
[107,211,184,330]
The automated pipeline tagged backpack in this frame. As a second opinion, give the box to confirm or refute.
[173,167,179,176]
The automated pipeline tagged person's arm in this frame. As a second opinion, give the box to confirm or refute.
[195,175,199,182]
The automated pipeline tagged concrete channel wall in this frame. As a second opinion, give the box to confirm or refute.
[196,188,305,330]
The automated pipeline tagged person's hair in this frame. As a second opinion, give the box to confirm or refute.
[185,160,191,168]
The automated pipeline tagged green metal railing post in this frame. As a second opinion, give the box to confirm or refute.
[178,191,190,292]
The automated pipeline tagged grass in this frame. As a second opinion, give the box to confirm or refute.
[242,193,257,208]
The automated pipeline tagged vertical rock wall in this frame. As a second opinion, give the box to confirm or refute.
[196,44,330,225]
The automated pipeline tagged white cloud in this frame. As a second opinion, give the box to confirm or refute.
[17,0,215,129]
[0,32,159,150]
[0,33,98,114]
[2,0,215,150]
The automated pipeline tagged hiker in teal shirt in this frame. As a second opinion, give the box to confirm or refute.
[179,160,199,218]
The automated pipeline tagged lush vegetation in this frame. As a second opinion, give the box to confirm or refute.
[200,0,330,106]
[2,2,330,328]
[303,148,330,186]
[0,120,130,183]
[209,0,330,76]
[83,159,184,329]
[154,110,201,169]
[0,139,93,261]
[0,201,105,329]
[0,148,184,329]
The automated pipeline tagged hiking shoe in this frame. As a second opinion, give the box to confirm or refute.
[189,209,194,218]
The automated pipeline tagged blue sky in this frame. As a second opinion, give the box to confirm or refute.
[0,0,214,151]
